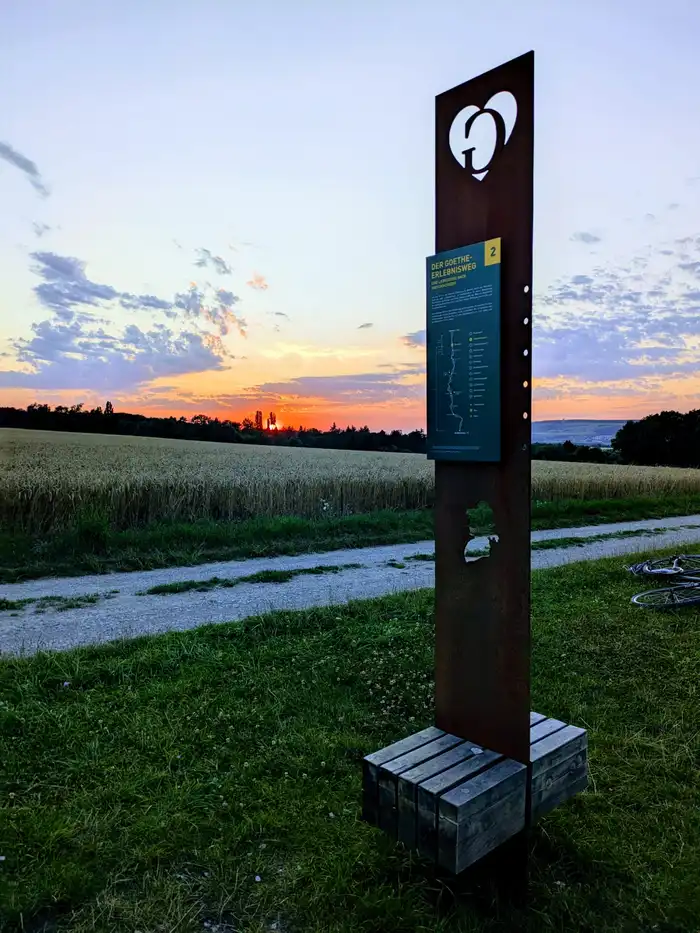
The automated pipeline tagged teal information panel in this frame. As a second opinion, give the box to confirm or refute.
[426,239,501,462]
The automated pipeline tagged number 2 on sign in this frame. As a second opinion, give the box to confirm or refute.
[484,238,501,266]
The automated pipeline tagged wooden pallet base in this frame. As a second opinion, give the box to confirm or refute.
[362,712,587,874]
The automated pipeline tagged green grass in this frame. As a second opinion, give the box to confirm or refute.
[142,564,363,596]
[0,592,118,615]
[1,551,699,931]
[2,493,700,584]
[530,526,693,552]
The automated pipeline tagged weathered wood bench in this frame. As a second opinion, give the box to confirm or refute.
[362,712,587,874]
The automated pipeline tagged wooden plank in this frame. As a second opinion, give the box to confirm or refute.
[439,757,526,824]
[377,733,463,838]
[531,754,588,822]
[362,726,444,825]
[397,742,477,849]
[364,712,587,871]
[530,724,587,776]
[380,733,464,778]
[364,726,445,769]
[416,749,502,861]
[438,771,527,873]
[530,724,588,821]
[529,717,567,744]
[442,786,526,874]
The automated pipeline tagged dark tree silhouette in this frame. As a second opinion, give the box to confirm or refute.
[0,401,636,463]
[612,410,700,468]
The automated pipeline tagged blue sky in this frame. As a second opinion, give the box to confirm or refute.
[1,0,699,429]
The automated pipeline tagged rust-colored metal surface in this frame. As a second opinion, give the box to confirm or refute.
[433,52,534,766]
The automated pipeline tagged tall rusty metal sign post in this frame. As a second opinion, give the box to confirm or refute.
[363,52,588,881]
[433,53,533,767]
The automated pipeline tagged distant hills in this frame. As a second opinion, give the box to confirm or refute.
[532,419,631,447]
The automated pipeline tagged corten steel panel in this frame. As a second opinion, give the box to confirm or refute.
[434,52,534,766]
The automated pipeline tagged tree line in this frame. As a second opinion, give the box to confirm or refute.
[611,409,700,468]
[0,402,428,453]
[0,402,698,467]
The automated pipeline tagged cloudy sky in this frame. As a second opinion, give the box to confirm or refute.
[1,0,699,430]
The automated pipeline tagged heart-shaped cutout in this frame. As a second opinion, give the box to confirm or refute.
[448,90,517,180]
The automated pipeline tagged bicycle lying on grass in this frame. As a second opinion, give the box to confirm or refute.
[628,555,700,609]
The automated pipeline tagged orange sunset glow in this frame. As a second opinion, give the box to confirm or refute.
[1,4,699,438]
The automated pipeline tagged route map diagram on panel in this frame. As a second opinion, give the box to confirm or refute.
[426,239,501,462]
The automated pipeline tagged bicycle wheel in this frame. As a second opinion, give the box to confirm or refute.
[631,583,700,609]
[632,555,700,578]
[672,555,700,577]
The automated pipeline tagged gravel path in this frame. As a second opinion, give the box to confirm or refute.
[2,513,700,657]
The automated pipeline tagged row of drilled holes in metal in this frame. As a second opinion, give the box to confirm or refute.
[523,284,531,441]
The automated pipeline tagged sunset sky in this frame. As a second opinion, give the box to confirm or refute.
[1,0,699,431]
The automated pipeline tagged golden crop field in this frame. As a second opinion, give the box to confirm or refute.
[2,428,700,534]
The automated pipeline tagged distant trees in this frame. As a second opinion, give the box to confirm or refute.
[530,442,618,464]
[5,401,697,466]
[0,402,428,454]
[611,410,700,468]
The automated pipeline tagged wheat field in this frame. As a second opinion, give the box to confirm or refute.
[2,428,700,534]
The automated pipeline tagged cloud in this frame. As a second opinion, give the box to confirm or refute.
[229,239,258,251]
[32,222,51,238]
[27,251,246,336]
[173,284,246,337]
[194,247,232,275]
[679,261,700,279]
[0,140,50,197]
[0,317,230,391]
[29,251,177,320]
[570,231,601,245]
[536,235,700,384]
[401,330,426,349]
[246,273,268,290]
[247,368,423,406]
[357,322,373,329]
[265,311,289,333]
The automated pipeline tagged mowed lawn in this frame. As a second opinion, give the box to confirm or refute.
[1,553,699,932]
